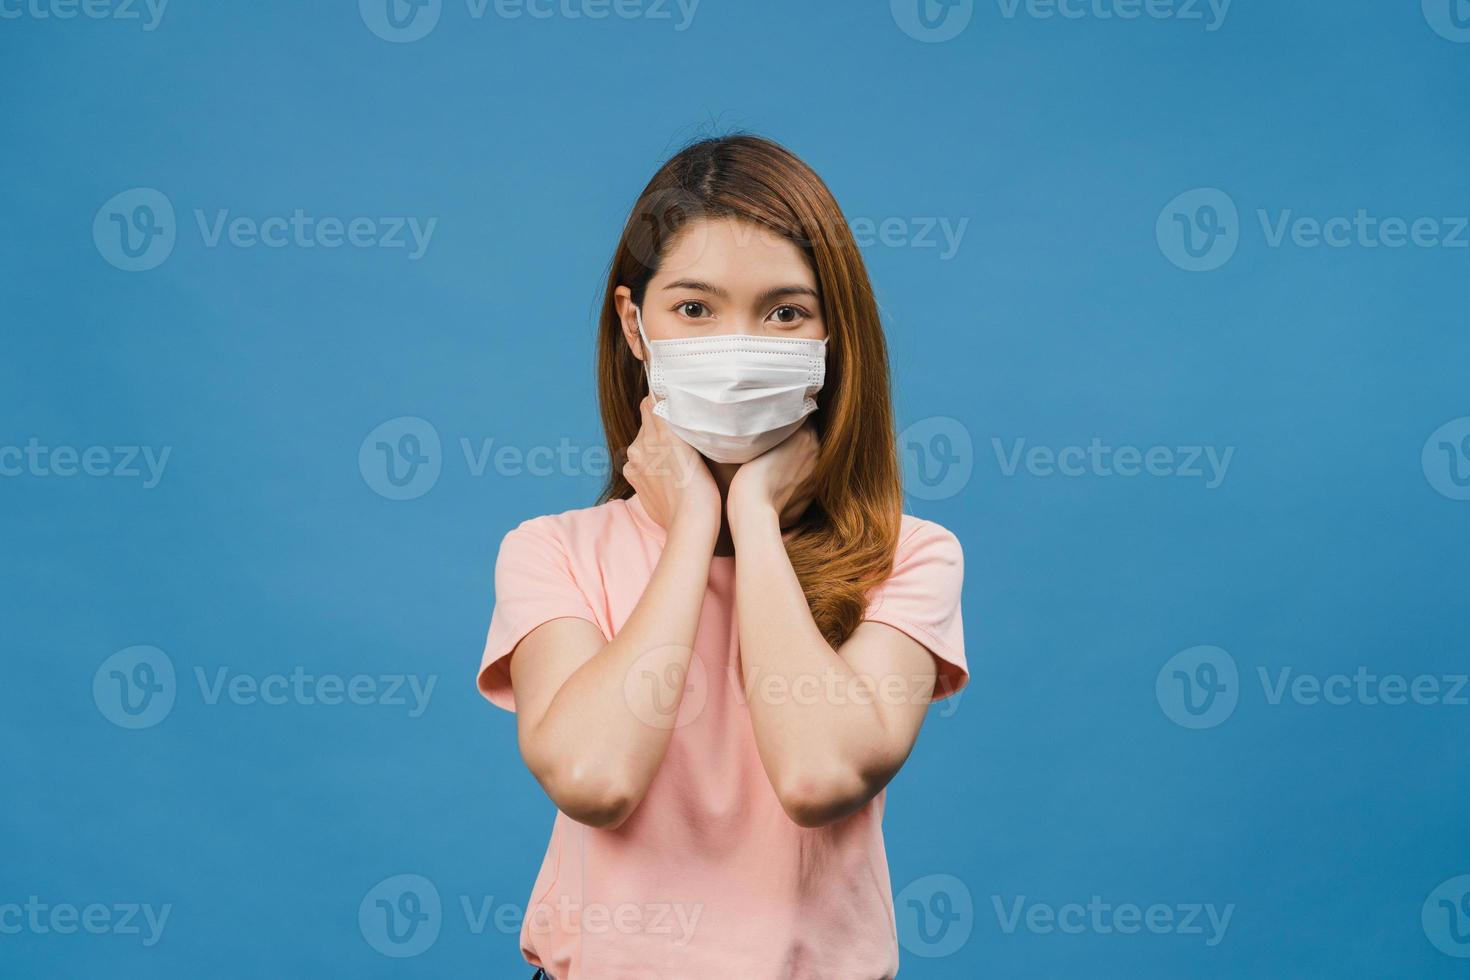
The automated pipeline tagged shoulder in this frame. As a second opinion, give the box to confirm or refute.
[497,498,641,557]
[503,498,625,537]
[893,514,963,567]
[871,515,963,600]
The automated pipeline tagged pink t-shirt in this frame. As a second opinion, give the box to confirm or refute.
[477,495,967,979]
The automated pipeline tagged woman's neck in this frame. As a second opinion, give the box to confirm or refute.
[709,461,740,556]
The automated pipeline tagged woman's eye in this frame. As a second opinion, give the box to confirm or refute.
[677,302,709,319]
[770,305,807,324]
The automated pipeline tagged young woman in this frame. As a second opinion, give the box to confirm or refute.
[477,135,967,979]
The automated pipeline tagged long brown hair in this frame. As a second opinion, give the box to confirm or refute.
[597,135,902,648]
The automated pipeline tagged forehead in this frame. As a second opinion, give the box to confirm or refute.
[655,217,815,288]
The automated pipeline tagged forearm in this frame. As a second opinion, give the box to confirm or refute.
[730,506,896,825]
[526,516,716,825]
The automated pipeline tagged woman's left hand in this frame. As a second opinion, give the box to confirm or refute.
[727,422,820,532]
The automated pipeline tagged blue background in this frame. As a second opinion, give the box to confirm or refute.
[3,0,1469,976]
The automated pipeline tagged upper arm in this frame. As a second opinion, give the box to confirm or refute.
[837,620,939,775]
[840,517,969,776]
[861,520,969,700]
[507,616,606,749]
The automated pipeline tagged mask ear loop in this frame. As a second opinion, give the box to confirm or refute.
[634,305,651,357]
[634,305,656,401]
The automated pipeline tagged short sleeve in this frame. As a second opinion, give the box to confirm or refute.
[477,517,601,712]
[862,519,968,700]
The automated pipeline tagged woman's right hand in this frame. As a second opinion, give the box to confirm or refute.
[623,396,721,538]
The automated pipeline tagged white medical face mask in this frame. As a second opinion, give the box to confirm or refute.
[635,306,827,464]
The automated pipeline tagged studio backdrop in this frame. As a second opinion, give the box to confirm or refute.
[3,1,1469,977]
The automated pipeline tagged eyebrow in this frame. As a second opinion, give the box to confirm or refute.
[659,279,821,305]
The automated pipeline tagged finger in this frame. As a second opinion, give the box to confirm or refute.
[644,403,675,442]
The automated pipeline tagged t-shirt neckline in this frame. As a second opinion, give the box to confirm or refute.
[625,494,738,562]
